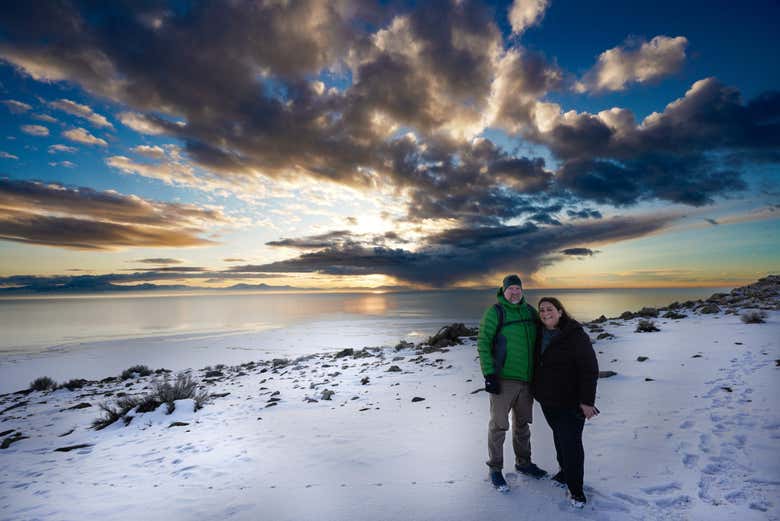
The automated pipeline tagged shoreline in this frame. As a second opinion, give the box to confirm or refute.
[0,277,775,397]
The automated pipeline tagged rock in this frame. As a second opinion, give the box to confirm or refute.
[411,397,425,403]
[334,348,354,358]
[305,397,318,403]
[598,371,618,378]
[470,388,484,394]
[721,386,733,393]
[597,332,615,340]
[637,356,649,362]
[53,443,93,452]
[272,358,289,368]
[593,315,608,323]
[395,340,415,351]
[775,359,780,367]
[0,429,14,437]
[636,307,659,318]
[168,422,189,428]
[64,402,92,410]
[204,370,223,378]
[663,311,687,319]
[1,433,29,449]
[426,323,477,348]
[698,303,721,314]
[387,365,402,372]
[692,354,703,358]
[644,377,655,382]
[210,392,231,398]
[361,377,370,385]
[619,311,635,320]
[321,389,335,400]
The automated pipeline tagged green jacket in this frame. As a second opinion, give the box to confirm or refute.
[477,288,538,381]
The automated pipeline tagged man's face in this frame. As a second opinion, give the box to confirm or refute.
[503,284,523,304]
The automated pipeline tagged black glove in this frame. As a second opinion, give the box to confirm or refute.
[484,374,501,394]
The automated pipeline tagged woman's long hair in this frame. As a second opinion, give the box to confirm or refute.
[538,296,573,327]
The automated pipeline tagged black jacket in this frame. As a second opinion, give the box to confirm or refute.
[532,318,599,407]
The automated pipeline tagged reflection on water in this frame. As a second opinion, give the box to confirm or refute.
[0,287,728,354]
[342,295,389,315]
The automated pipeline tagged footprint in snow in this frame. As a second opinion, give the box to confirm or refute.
[641,482,682,495]
[679,419,694,429]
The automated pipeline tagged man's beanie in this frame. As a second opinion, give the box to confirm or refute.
[502,274,523,291]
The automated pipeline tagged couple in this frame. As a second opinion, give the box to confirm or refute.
[477,274,599,508]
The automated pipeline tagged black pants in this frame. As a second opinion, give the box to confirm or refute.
[541,404,586,496]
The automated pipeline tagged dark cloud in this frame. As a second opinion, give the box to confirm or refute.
[240,215,675,286]
[123,266,205,272]
[561,248,597,256]
[0,178,225,250]
[566,208,602,220]
[266,230,354,249]
[557,155,746,207]
[134,258,183,264]
[705,218,719,225]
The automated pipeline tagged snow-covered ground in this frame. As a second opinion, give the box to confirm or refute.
[1,299,778,520]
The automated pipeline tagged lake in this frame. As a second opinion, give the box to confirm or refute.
[0,287,727,392]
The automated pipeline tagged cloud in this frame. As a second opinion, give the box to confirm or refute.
[0,178,228,250]
[49,99,112,127]
[224,258,246,263]
[48,144,78,154]
[33,113,58,123]
[118,112,167,135]
[1,151,19,159]
[705,218,719,226]
[246,214,676,286]
[48,160,76,168]
[2,99,32,113]
[62,127,108,146]
[267,230,354,249]
[21,124,49,136]
[0,1,776,242]
[561,247,597,256]
[131,145,165,159]
[508,0,550,35]
[134,258,183,264]
[576,36,688,93]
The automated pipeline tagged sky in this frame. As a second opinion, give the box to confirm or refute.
[0,0,778,292]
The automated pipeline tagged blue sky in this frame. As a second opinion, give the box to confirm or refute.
[0,0,778,292]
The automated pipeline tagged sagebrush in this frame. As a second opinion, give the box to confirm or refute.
[92,373,208,430]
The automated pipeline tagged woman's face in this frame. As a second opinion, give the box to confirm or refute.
[538,301,563,329]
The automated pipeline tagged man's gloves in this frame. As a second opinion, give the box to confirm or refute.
[484,374,501,394]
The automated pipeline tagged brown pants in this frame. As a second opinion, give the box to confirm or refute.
[487,379,533,471]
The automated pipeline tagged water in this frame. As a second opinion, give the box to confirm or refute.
[0,287,726,355]
[0,287,727,392]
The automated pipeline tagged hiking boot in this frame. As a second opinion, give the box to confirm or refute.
[489,470,509,491]
[515,462,547,479]
[551,470,566,487]
[570,492,587,508]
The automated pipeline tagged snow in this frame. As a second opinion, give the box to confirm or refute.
[1,308,778,520]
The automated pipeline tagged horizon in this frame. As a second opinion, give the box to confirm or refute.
[1,1,778,290]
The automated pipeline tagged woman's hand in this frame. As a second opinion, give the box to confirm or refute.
[580,403,599,419]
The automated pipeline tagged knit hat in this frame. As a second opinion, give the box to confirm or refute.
[502,274,523,291]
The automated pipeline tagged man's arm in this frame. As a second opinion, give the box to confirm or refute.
[477,306,498,376]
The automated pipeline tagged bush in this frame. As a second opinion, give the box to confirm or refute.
[62,378,88,391]
[740,310,767,324]
[635,319,660,333]
[120,365,153,380]
[29,376,57,391]
[91,373,208,430]
[153,373,209,412]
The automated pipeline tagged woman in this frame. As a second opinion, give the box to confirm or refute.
[533,297,599,508]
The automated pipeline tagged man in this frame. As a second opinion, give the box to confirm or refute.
[477,274,546,491]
